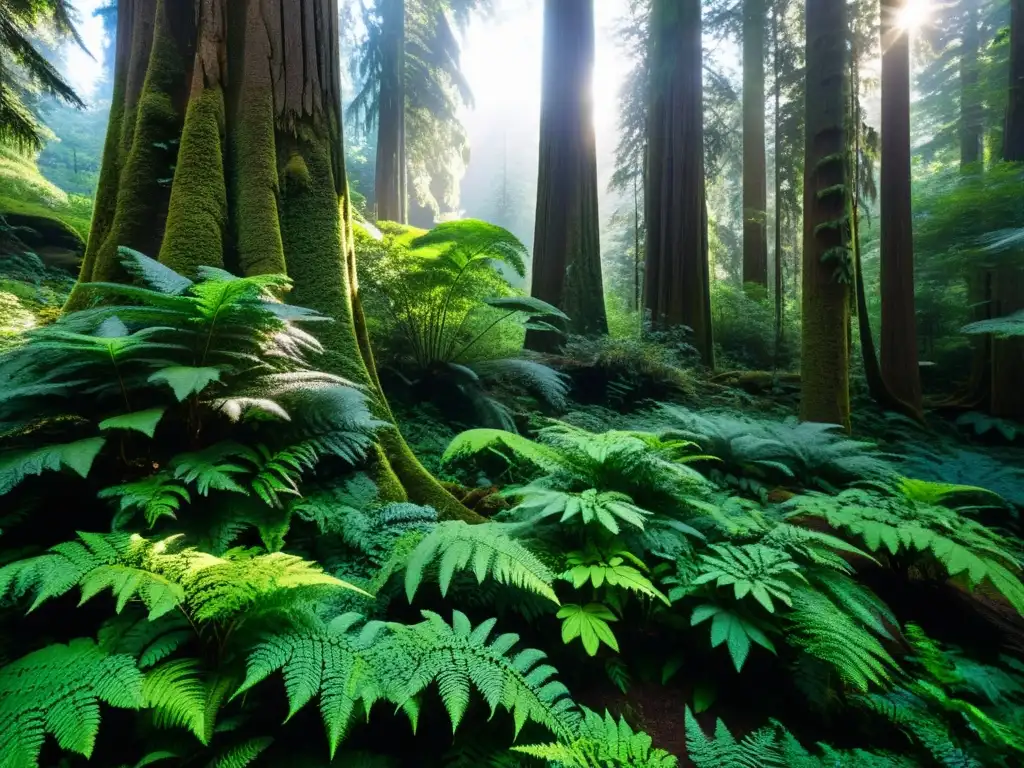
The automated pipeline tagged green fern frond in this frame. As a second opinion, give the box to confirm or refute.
[0,639,144,767]
[442,428,565,472]
[515,707,676,767]
[142,659,208,741]
[692,544,806,613]
[98,610,194,668]
[0,436,106,495]
[510,486,652,534]
[405,520,559,603]
[0,532,185,618]
[207,737,274,768]
[100,473,191,527]
[684,707,784,767]
[788,587,898,692]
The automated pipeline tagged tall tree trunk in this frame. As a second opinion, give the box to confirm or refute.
[772,0,784,368]
[644,0,714,366]
[993,0,1024,418]
[801,0,851,428]
[961,0,982,168]
[525,0,607,351]
[743,0,768,291]
[879,0,923,412]
[375,0,407,223]
[67,0,477,522]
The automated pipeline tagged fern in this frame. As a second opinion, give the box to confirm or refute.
[785,488,1024,614]
[0,639,145,767]
[0,436,106,494]
[692,544,807,613]
[515,707,677,767]
[237,610,579,756]
[787,587,898,692]
[690,603,777,672]
[141,658,208,741]
[404,520,559,603]
[510,486,652,534]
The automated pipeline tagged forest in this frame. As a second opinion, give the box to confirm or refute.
[0,0,1023,765]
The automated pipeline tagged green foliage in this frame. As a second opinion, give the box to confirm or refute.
[515,708,677,767]
[785,487,1024,613]
[237,609,580,755]
[404,520,559,603]
[684,708,916,768]
[355,220,568,429]
[0,639,144,766]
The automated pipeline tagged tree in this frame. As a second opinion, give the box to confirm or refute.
[879,0,922,413]
[801,0,850,428]
[65,0,477,522]
[742,0,768,291]
[644,0,713,365]
[526,0,607,351]
[0,0,85,148]
[992,0,1024,418]
[374,0,407,223]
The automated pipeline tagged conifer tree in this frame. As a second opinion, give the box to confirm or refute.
[527,0,608,351]
[800,0,851,428]
[66,0,477,522]
[880,0,923,413]
[375,0,408,223]
[993,0,1024,418]
[743,0,768,291]
[644,0,714,366]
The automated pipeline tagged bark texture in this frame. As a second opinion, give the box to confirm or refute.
[742,0,768,291]
[526,0,607,351]
[879,0,922,412]
[374,0,407,223]
[68,0,477,521]
[644,0,714,366]
[994,0,1024,418]
[800,0,850,429]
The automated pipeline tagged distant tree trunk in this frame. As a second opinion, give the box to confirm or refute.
[961,0,982,168]
[879,0,922,412]
[375,0,407,223]
[67,0,476,522]
[644,0,714,366]
[772,0,784,367]
[743,0,768,292]
[525,0,607,351]
[993,0,1024,418]
[801,0,850,428]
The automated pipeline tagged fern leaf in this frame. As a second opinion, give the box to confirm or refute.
[404,521,559,603]
[0,639,144,767]
[207,737,274,768]
[99,407,168,438]
[0,436,106,494]
[142,659,208,741]
[148,366,223,401]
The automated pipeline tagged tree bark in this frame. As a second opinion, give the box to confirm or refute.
[879,0,922,412]
[772,0,784,366]
[742,0,768,292]
[800,0,850,429]
[993,0,1024,418]
[67,0,478,522]
[374,0,407,223]
[525,0,607,351]
[643,0,714,366]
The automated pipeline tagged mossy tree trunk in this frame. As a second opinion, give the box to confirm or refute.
[742,0,768,292]
[800,0,850,429]
[879,0,922,413]
[993,0,1024,419]
[644,0,714,366]
[67,0,479,522]
[525,0,608,352]
[375,0,407,223]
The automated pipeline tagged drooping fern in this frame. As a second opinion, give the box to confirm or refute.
[0,639,144,767]
[404,520,559,603]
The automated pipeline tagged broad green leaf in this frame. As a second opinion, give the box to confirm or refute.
[149,367,222,401]
[99,408,168,439]
[557,603,619,655]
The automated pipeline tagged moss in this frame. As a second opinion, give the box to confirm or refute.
[277,134,480,523]
[0,200,86,251]
[158,86,227,275]
[69,0,188,301]
[229,74,285,276]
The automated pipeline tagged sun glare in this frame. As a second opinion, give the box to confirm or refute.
[897,0,931,30]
